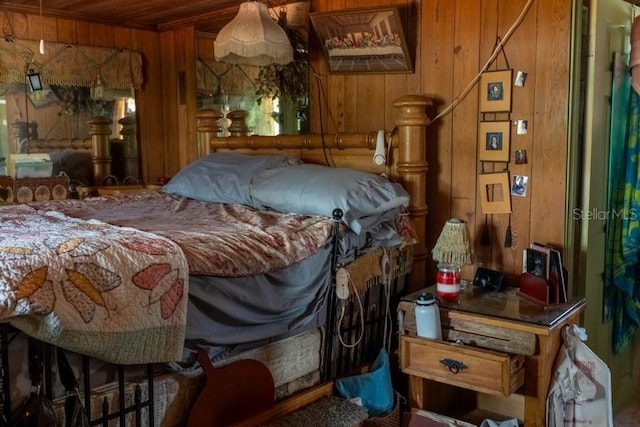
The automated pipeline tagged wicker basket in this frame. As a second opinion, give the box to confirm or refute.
[363,392,403,427]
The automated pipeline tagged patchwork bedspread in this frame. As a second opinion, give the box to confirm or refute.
[0,204,189,364]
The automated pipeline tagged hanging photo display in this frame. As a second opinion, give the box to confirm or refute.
[479,69,513,113]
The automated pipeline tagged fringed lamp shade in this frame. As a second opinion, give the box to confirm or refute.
[214,1,293,66]
[432,218,473,267]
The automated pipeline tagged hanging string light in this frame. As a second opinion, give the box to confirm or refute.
[39,0,45,54]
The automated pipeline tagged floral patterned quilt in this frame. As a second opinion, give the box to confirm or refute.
[0,204,189,364]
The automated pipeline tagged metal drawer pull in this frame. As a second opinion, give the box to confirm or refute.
[440,358,467,374]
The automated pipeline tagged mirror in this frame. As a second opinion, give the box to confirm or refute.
[0,36,143,189]
[195,1,310,136]
[0,83,136,186]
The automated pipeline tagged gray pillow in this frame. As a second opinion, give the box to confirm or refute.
[250,164,410,234]
[162,152,300,205]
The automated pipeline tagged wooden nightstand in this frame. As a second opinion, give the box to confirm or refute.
[398,285,585,427]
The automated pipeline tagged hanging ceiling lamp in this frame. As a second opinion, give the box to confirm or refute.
[214,1,293,66]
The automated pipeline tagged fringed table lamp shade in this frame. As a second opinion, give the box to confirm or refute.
[214,1,293,66]
[432,218,473,301]
[432,218,473,267]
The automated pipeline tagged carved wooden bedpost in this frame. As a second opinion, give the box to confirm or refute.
[394,95,431,293]
[88,116,112,185]
[118,115,139,180]
[227,110,249,136]
[196,109,224,157]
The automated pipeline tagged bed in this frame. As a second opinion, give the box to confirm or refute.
[0,94,431,426]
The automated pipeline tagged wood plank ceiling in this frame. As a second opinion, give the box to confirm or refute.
[0,0,295,33]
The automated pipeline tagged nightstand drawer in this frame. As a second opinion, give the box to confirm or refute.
[400,335,524,397]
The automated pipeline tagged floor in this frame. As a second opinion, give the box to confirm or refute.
[614,398,640,427]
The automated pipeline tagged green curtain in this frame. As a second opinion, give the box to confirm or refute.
[604,53,640,353]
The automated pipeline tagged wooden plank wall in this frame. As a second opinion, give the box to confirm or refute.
[1,0,574,287]
[307,0,572,288]
[159,26,198,179]
[0,10,165,185]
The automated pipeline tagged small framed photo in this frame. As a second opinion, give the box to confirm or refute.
[514,71,528,87]
[517,119,528,135]
[511,175,528,197]
[479,69,513,112]
[479,172,512,214]
[479,121,511,162]
[515,149,528,164]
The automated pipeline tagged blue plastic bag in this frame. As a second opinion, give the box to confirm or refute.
[335,348,394,416]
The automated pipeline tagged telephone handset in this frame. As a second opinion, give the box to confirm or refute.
[373,129,386,166]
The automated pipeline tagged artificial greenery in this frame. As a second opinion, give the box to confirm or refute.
[255,21,309,105]
[50,85,114,117]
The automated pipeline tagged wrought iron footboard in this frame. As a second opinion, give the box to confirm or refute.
[0,325,156,427]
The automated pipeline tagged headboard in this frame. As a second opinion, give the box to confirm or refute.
[195,94,431,291]
[11,116,139,186]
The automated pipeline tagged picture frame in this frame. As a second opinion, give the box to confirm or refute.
[479,121,511,162]
[479,69,513,112]
[511,175,528,197]
[309,7,413,74]
[479,172,512,214]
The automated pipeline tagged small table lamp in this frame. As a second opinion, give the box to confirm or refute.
[432,218,473,300]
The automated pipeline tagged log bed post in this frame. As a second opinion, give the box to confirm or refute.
[393,95,431,293]
[196,109,224,158]
[88,116,113,185]
[227,110,249,136]
[119,115,139,180]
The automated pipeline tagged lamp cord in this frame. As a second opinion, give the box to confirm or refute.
[336,276,365,348]
[309,61,334,167]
